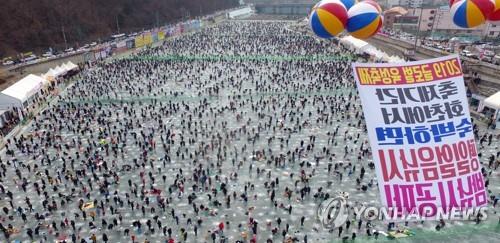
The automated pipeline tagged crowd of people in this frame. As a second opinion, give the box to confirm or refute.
[0,20,498,243]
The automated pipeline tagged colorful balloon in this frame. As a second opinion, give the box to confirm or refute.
[309,0,348,38]
[451,0,495,28]
[450,0,458,7]
[488,0,500,24]
[339,0,357,10]
[347,2,383,39]
[312,0,340,10]
[309,0,336,19]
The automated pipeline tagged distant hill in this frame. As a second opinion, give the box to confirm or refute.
[0,0,238,57]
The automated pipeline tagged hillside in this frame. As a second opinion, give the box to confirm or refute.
[0,0,238,57]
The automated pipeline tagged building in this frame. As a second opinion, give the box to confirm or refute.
[383,7,408,29]
[482,23,500,39]
[387,5,500,39]
[408,8,437,32]
[384,0,444,8]
[248,0,315,15]
[399,0,424,8]
[393,15,419,32]
[384,0,401,8]
[388,8,436,33]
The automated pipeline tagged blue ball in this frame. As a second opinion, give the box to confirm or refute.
[340,0,357,10]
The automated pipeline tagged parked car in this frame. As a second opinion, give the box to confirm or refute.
[483,50,495,57]
[461,50,477,58]
[42,52,55,58]
[2,60,14,66]
[77,47,89,52]
[21,54,37,62]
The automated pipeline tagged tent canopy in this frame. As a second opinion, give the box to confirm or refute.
[387,55,405,63]
[341,36,370,52]
[59,61,79,73]
[45,68,57,78]
[61,63,73,73]
[42,62,78,82]
[1,74,45,103]
[65,61,79,71]
[341,36,403,63]
[484,91,500,110]
[53,66,67,76]
[364,47,387,59]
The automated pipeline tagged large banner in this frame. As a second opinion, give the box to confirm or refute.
[353,55,487,218]
[144,32,153,45]
[158,30,165,40]
[115,40,127,53]
[135,35,145,48]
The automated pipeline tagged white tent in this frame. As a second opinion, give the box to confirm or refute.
[61,63,73,73]
[40,73,50,83]
[65,61,79,71]
[47,68,57,75]
[44,68,58,80]
[0,74,45,108]
[58,62,78,73]
[388,55,405,63]
[483,91,500,129]
[42,62,78,83]
[38,73,50,85]
[364,46,388,60]
[341,36,404,63]
[484,91,500,110]
[341,36,370,53]
[53,66,67,77]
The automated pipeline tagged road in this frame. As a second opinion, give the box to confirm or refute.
[367,34,500,97]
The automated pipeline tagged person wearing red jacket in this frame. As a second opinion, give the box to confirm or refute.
[218,221,225,232]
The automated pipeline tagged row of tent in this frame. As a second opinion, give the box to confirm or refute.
[42,62,79,82]
[340,36,405,63]
[0,61,79,112]
[0,17,204,110]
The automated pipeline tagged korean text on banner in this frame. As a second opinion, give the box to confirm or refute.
[353,55,487,218]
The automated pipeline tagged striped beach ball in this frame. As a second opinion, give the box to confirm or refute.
[451,0,495,28]
[346,2,383,39]
[488,0,500,24]
[309,0,348,38]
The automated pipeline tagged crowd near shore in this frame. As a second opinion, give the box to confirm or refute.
[0,20,499,243]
